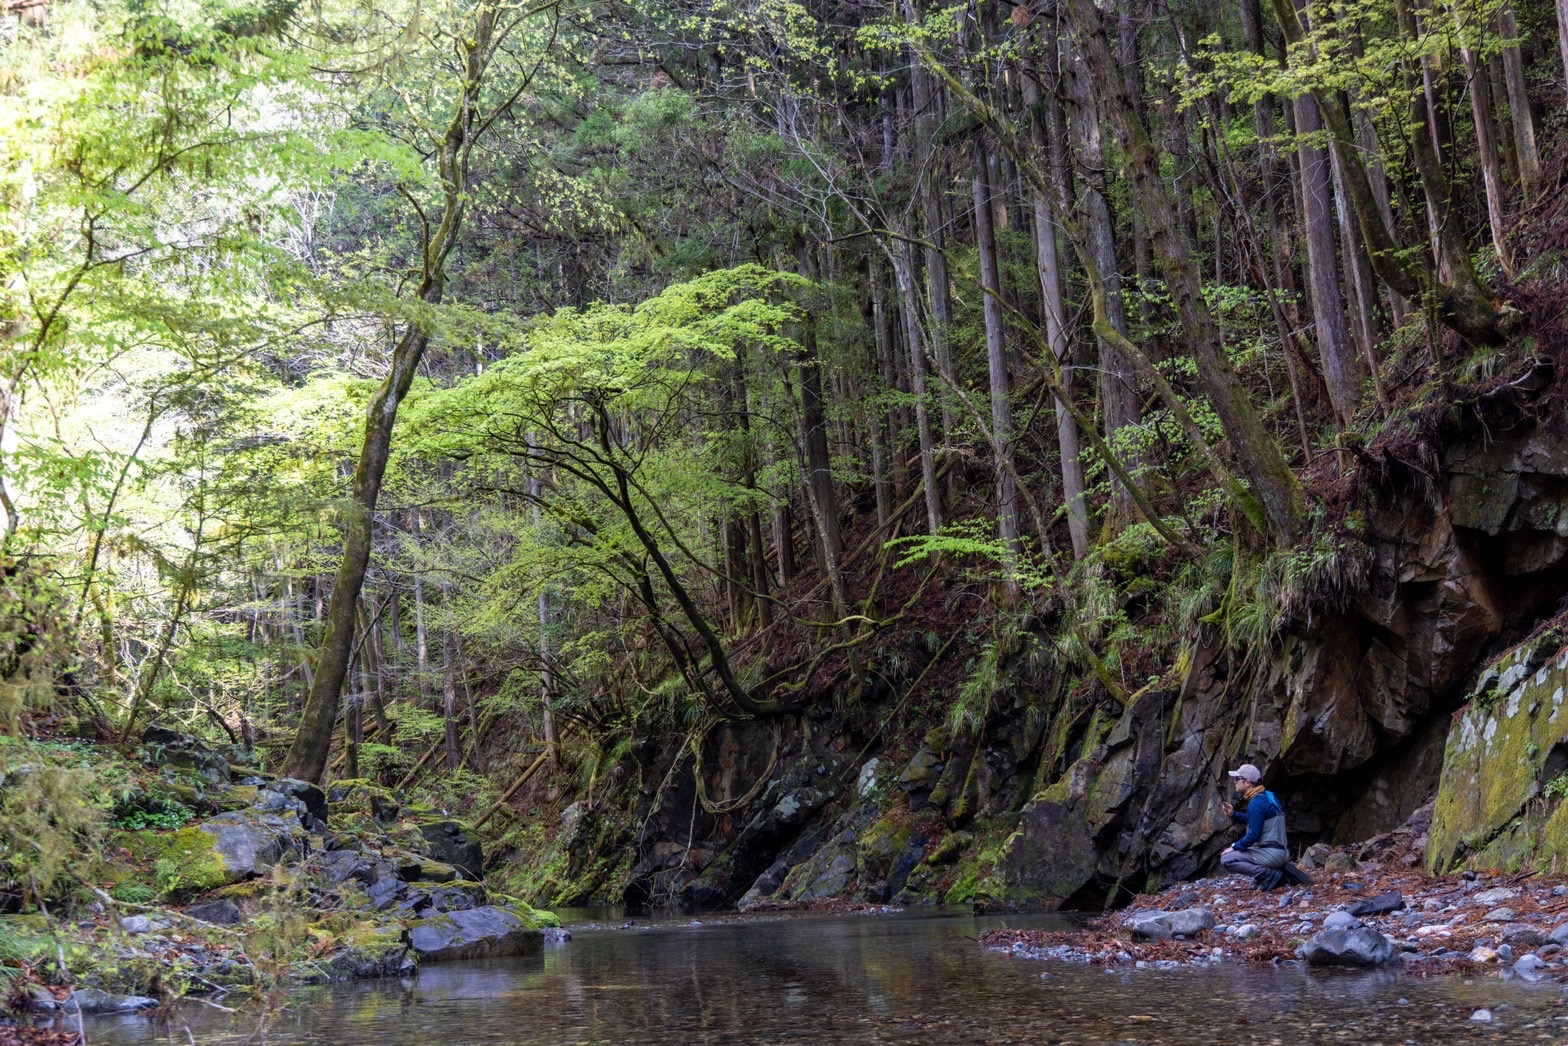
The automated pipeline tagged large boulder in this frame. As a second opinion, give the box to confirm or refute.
[1126,908,1215,940]
[408,905,543,963]
[326,923,414,980]
[1428,631,1568,872]
[1297,926,1399,967]
[197,810,302,878]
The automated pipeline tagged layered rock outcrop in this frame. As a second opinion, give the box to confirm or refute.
[594,426,1568,911]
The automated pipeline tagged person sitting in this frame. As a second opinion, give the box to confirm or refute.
[1219,763,1307,891]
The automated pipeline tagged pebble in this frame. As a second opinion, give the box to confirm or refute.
[1555,885,1568,897]
[1470,946,1501,963]
[1499,944,1515,961]
[1471,1009,1493,1022]
[1483,907,1517,923]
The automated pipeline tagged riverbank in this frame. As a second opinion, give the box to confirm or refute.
[981,804,1568,983]
[0,726,561,1035]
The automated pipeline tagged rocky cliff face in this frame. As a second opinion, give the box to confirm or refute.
[548,426,1568,912]
[997,429,1568,905]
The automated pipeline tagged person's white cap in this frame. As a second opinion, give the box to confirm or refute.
[1227,763,1262,783]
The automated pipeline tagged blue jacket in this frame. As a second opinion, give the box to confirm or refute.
[1230,790,1284,852]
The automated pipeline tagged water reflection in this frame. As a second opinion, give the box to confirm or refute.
[80,909,1568,1044]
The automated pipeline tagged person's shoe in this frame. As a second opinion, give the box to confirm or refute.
[1255,868,1284,891]
[1283,862,1313,886]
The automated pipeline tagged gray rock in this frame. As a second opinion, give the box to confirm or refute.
[1499,943,1515,961]
[1501,923,1551,948]
[1555,885,1568,897]
[1322,910,1362,931]
[1550,922,1568,945]
[1127,912,1173,941]
[1512,953,1551,982]
[1481,907,1517,923]
[1473,887,1519,906]
[197,810,300,879]
[415,820,484,880]
[183,899,242,926]
[270,778,328,826]
[1471,1009,1493,1022]
[1127,908,1213,940]
[1347,891,1405,917]
[1296,926,1399,967]
[425,879,486,912]
[408,905,542,963]
[26,985,57,1011]
[69,988,159,1013]
[118,915,166,933]
[1231,923,1260,940]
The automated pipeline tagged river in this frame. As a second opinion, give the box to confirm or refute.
[75,908,1568,1043]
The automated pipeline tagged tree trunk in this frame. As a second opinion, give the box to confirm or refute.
[970,133,1023,588]
[1066,0,1303,545]
[441,614,460,770]
[1456,9,1514,277]
[794,243,850,624]
[1022,42,1090,559]
[1496,2,1539,200]
[1293,88,1364,427]
[886,235,944,535]
[527,446,558,766]
[1066,52,1139,530]
[281,4,504,783]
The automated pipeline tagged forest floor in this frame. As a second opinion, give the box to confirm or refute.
[979,804,1568,986]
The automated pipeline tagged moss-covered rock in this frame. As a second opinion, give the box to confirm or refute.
[1429,632,1568,872]
[326,779,402,824]
[407,905,543,962]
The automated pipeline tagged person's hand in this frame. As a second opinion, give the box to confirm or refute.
[1221,802,1234,817]
[1222,846,1233,856]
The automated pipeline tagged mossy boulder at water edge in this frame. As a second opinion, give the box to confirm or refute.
[407,905,550,962]
[1428,632,1568,872]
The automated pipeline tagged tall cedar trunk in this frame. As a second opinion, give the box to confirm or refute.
[1495,3,1539,200]
[1330,142,1388,407]
[906,20,958,445]
[1023,42,1090,559]
[282,6,500,783]
[366,596,391,739]
[889,235,944,534]
[970,132,1023,584]
[866,262,895,526]
[1456,10,1514,277]
[345,665,361,780]
[1066,53,1139,529]
[527,444,557,765]
[1119,2,1153,336]
[441,615,460,770]
[1066,0,1303,545]
[1293,89,1364,427]
[411,509,429,686]
[733,351,774,632]
[765,383,797,587]
[794,244,850,624]
[1558,0,1568,112]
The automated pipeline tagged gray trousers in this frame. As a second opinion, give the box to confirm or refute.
[1221,846,1287,879]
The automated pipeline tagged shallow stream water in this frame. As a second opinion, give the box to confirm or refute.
[78,907,1568,1044]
